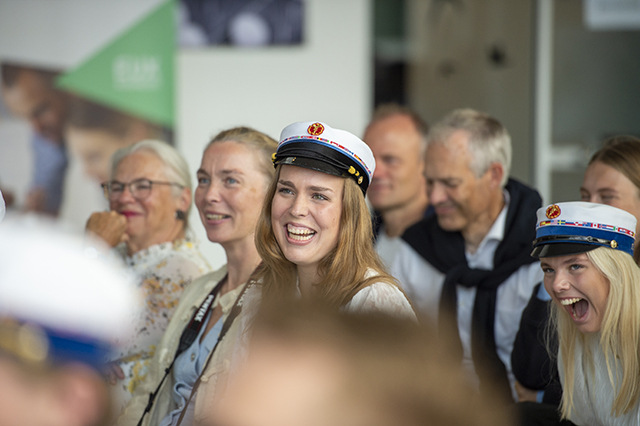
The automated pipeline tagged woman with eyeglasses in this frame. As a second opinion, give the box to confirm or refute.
[85,139,211,414]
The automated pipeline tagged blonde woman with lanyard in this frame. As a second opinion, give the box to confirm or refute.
[116,127,277,426]
[531,202,640,425]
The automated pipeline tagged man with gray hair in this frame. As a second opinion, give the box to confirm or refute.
[392,108,542,402]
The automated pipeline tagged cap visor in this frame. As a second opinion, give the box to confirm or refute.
[276,157,345,179]
[531,242,598,259]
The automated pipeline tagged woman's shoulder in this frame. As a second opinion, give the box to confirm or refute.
[345,270,417,321]
[161,238,212,271]
[179,265,228,300]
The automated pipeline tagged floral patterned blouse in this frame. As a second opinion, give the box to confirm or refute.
[110,238,211,415]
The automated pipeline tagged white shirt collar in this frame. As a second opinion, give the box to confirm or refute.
[483,189,510,244]
[466,189,510,267]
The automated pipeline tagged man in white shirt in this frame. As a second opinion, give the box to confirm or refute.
[363,104,430,268]
[392,108,543,401]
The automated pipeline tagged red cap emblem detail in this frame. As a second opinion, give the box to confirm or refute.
[307,123,324,136]
[546,204,561,219]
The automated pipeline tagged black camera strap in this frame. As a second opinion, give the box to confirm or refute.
[136,274,228,426]
[174,279,253,426]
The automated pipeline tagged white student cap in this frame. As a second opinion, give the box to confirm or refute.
[273,121,376,195]
[0,221,139,368]
[531,201,636,258]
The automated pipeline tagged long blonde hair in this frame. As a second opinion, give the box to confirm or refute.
[552,247,640,418]
[255,165,398,308]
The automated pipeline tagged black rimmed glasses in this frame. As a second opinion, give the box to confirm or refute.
[101,178,184,201]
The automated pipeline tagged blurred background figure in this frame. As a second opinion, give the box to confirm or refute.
[86,139,211,414]
[580,135,640,263]
[363,103,430,268]
[0,62,68,215]
[0,220,139,426]
[210,303,513,426]
[66,96,170,183]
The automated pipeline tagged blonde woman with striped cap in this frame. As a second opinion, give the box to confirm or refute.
[532,201,640,425]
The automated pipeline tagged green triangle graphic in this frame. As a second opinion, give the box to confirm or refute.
[57,0,175,127]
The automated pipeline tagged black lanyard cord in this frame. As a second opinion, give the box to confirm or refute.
[135,272,255,426]
[135,275,227,426]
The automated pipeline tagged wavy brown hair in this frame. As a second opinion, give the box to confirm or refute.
[255,165,399,308]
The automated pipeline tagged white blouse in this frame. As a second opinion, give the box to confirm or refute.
[110,238,211,415]
[227,270,417,392]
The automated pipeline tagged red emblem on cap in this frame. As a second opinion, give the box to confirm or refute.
[546,204,561,219]
[307,123,324,136]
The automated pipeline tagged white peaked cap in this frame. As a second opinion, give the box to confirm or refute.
[275,121,376,195]
[0,220,140,365]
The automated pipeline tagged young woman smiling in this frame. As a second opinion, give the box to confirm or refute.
[531,201,640,425]
[253,121,415,314]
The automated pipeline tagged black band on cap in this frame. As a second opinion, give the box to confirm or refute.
[530,234,614,258]
[532,234,615,247]
[531,242,598,259]
[273,141,370,194]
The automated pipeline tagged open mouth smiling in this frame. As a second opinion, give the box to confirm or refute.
[287,224,316,241]
[206,214,230,221]
[560,297,589,321]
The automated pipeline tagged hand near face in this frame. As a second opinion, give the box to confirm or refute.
[103,362,125,385]
[86,211,128,248]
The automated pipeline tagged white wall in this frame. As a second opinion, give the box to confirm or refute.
[0,0,373,269]
[406,0,534,185]
[177,0,372,267]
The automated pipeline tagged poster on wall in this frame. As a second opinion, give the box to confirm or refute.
[178,0,305,47]
[0,0,175,223]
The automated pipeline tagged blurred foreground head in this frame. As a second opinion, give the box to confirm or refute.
[210,304,512,426]
[0,221,139,426]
